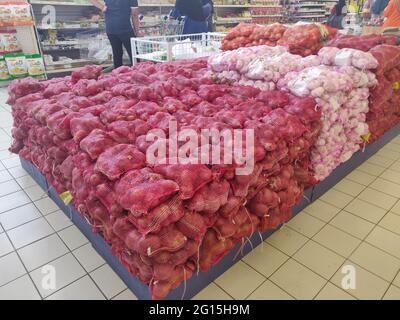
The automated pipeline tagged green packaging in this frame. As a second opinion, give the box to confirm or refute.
[25,53,45,77]
[5,52,27,78]
[0,56,10,81]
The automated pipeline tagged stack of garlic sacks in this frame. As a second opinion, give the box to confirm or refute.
[8,59,321,300]
[209,46,378,181]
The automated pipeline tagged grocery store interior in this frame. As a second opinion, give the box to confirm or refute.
[0,0,400,301]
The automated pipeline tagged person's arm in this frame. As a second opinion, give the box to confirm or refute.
[90,0,107,13]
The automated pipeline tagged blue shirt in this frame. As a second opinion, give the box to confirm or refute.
[104,0,138,35]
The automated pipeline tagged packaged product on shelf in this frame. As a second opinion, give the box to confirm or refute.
[0,3,13,27]
[0,1,32,27]
[25,54,45,78]
[5,52,27,78]
[0,30,21,54]
[10,1,32,25]
[0,56,11,81]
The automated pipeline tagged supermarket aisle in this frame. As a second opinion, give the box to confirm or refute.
[1,87,400,300]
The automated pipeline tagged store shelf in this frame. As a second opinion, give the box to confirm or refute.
[292,14,326,18]
[296,10,326,13]
[294,3,326,6]
[46,62,112,74]
[30,1,92,6]
[37,25,102,30]
[138,3,281,8]
[251,15,282,18]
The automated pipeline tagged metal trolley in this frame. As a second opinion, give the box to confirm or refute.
[131,32,225,64]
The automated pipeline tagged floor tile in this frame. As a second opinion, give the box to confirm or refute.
[0,203,41,231]
[333,179,365,197]
[369,178,400,198]
[357,162,386,176]
[0,233,13,257]
[90,264,127,299]
[0,170,13,183]
[15,175,37,189]
[214,261,265,300]
[357,188,397,211]
[7,218,54,249]
[344,199,388,224]
[379,169,400,185]
[270,259,326,300]
[313,225,361,257]
[365,226,400,259]
[392,200,400,215]
[58,225,88,251]
[34,197,59,215]
[1,157,21,169]
[0,191,31,214]
[367,154,394,168]
[45,210,72,232]
[0,150,16,161]
[265,226,308,256]
[293,240,345,279]
[246,279,294,300]
[72,243,105,273]
[193,282,232,300]
[30,253,86,298]
[112,289,138,300]
[242,242,289,278]
[45,275,105,300]
[350,242,400,282]
[382,285,400,300]
[330,211,375,240]
[0,180,21,197]
[377,148,400,161]
[390,161,400,173]
[314,283,356,300]
[320,189,354,209]
[286,211,325,238]
[379,212,400,235]
[0,275,40,300]
[24,185,47,202]
[393,272,400,287]
[0,252,26,286]
[18,234,69,271]
[303,199,341,222]
[8,166,28,179]
[331,261,389,300]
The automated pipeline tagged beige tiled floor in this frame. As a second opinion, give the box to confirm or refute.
[0,87,400,300]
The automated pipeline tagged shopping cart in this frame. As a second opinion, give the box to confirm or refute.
[131,32,224,64]
[160,15,186,36]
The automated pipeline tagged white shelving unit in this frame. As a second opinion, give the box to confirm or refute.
[287,0,338,22]
[28,0,112,76]
[0,0,44,87]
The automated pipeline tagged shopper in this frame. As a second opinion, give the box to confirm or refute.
[327,0,347,29]
[174,0,213,34]
[383,0,400,27]
[372,0,390,16]
[90,0,141,68]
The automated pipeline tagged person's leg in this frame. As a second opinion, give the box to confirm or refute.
[120,31,134,66]
[107,33,123,68]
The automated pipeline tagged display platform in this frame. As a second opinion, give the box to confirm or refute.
[20,123,400,300]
